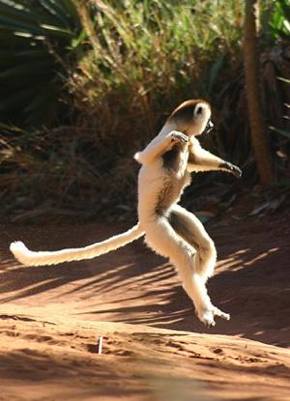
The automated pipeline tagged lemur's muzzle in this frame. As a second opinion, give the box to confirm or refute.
[205,119,214,134]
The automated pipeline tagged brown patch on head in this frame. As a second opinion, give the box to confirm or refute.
[169,99,209,121]
[167,99,211,135]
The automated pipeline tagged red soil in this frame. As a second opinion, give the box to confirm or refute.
[0,211,289,400]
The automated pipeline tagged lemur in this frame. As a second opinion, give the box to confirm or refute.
[10,99,241,327]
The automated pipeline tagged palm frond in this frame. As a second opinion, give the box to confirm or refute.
[0,0,81,127]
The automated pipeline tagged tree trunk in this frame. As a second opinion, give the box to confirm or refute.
[243,0,274,185]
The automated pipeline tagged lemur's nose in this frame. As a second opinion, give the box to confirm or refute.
[205,120,214,133]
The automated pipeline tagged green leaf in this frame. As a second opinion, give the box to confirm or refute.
[0,0,80,127]
[277,76,290,84]
[0,60,54,79]
[269,126,290,139]
[0,87,36,111]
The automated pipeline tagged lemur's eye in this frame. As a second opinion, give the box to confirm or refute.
[195,106,203,116]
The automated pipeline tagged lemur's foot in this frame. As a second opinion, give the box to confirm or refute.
[169,131,189,145]
[197,306,230,327]
[212,306,230,321]
[197,309,216,327]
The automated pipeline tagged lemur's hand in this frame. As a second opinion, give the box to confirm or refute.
[169,130,189,145]
[220,162,242,178]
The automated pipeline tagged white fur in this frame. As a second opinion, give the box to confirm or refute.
[133,103,234,326]
[10,224,143,266]
[192,102,212,134]
[135,124,230,326]
[9,100,238,326]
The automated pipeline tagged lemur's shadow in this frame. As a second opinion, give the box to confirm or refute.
[0,220,289,347]
[81,241,289,348]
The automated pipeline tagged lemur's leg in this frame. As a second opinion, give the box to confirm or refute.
[169,204,216,281]
[169,204,230,321]
[135,131,188,165]
[144,215,217,327]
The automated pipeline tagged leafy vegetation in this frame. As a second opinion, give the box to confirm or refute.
[0,0,81,127]
[269,0,290,39]
[0,0,289,222]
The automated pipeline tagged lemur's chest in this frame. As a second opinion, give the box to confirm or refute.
[162,144,188,176]
[154,145,190,214]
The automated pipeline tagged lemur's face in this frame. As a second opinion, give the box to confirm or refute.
[169,99,214,137]
[190,102,213,136]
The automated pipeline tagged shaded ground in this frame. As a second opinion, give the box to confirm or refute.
[0,211,289,400]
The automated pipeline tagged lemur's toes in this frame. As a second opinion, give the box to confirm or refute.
[198,310,216,327]
[198,306,230,326]
[213,306,230,321]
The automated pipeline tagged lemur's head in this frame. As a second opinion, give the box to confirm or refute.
[168,99,213,136]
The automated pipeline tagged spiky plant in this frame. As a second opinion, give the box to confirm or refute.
[0,0,81,127]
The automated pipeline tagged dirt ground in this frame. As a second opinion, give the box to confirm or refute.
[0,210,289,401]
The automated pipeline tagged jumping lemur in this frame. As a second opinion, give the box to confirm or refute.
[10,99,241,327]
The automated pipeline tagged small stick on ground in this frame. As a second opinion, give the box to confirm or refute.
[97,336,103,354]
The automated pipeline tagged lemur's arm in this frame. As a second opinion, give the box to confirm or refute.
[134,131,188,165]
[187,137,242,177]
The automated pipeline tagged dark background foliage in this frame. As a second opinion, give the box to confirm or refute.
[0,0,289,222]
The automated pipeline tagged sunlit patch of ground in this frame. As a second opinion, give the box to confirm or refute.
[0,213,289,400]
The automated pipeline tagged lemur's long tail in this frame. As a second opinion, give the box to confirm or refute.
[10,223,144,266]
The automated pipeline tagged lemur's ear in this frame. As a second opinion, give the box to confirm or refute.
[194,103,204,117]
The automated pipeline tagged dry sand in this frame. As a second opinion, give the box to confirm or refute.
[0,214,289,400]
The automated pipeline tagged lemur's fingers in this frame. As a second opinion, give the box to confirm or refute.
[220,162,242,178]
[169,130,189,145]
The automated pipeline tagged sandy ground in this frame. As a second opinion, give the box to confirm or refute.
[0,213,289,401]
